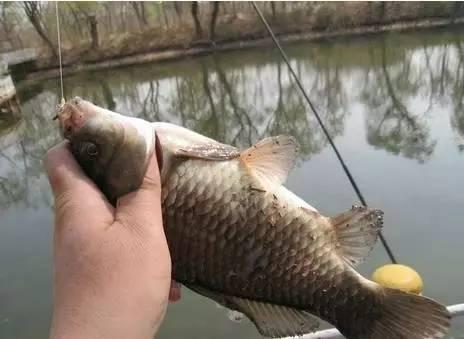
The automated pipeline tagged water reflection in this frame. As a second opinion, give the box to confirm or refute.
[362,39,436,163]
[0,92,60,209]
[449,36,464,151]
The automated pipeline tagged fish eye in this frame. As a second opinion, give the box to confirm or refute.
[82,141,98,158]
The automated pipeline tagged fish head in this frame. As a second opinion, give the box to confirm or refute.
[56,97,154,202]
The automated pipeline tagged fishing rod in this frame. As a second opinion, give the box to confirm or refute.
[251,2,397,264]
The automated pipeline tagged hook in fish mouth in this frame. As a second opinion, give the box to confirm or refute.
[53,97,96,139]
[52,97,76,122]
[52,99,67,120]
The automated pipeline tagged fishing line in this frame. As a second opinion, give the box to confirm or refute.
[251,2,397,264]
[55,1,65,106]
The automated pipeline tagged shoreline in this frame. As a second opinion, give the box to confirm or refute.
[23,16,464,83]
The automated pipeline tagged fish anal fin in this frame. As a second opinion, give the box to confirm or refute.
[230,297,320,338]
[241,136,298,186]
[331,205,384,267]
[185,284,320,338]
[176,143,240,161]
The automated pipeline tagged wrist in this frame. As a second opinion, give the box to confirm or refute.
[50,258,170,339]
[50,270,169,339]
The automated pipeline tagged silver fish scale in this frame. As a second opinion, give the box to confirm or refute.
[161,157,378,324]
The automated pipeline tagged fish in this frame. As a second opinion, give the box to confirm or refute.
[55,96,450,339]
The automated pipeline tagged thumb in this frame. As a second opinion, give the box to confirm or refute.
[44,141,114,224]
[115,135,163,234]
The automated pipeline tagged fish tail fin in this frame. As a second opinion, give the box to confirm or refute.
[331,205,383,266]
[356,287,451,339]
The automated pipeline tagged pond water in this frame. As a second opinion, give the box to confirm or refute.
[1,27,463,338]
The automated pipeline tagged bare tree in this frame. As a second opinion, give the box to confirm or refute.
[70,2,99,49]
[173,2,182,21]
[209,2,220,41]
[191,2,202,38]
[100,3,112,32]
[88,14,98,48]
[22,1,57,57]
[271,2,277,19]
[119,2,126,31]
[131,2,147,29]
[161,3,170,28]
[66,3,85,38]
[0,3,22,48]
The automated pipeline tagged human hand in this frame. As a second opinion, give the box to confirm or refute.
[44,141,180,339]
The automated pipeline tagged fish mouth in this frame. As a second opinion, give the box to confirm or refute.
[54,96,95,139]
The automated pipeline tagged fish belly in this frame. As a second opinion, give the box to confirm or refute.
[161,158,358,310]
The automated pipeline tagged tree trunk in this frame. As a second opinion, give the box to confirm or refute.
[140,2,147,25]
[131,2,142,28]
[174,2,182,20]
[88,14,98,49]
[120,3,126,31]
[131,2,147,29]
[271,2,276,19]
[209,2,219,41]
[161,3,170,28]
[191,1,202,38]
[30,16,57,57]
[380,2,387,23]
[107,6,113,31]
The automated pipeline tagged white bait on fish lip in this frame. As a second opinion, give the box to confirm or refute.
[55,97,451,339]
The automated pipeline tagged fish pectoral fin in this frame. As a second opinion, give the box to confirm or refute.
[176,143,240,161]
[241,135,298,186]
[331,205,384,267]
[185,284,319,338]
[229,297,320,338]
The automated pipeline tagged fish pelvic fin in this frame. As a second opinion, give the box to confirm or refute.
[346,287,450,339]
[241,135,298,187]
[331,205,383,267]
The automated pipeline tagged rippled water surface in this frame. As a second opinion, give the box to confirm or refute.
[1,27,463,338]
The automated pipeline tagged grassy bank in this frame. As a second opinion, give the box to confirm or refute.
[12,1,464,80]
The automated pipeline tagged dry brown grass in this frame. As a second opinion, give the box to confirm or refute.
[36,1,462,70]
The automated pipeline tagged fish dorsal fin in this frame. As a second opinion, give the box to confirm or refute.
[241,136,298,186]
[176,143,240,160]
[229,297,320,338]
[152,122,240,161]
[330,205,384,267]
[185,284,319,338]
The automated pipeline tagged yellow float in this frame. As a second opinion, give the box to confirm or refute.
[372,264,423,294]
